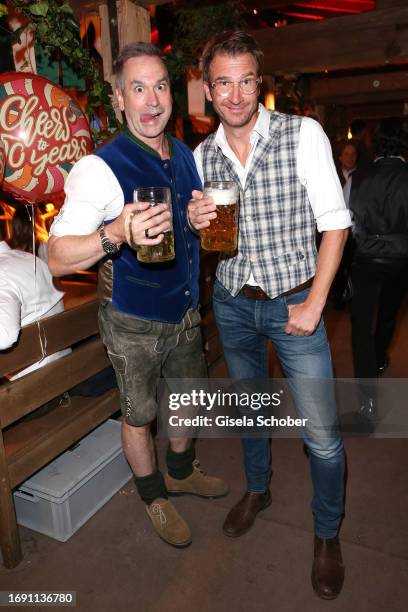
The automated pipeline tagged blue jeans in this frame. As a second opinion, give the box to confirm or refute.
[213,280,345,539]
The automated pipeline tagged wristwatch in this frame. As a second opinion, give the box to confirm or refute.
[99,224,121,255]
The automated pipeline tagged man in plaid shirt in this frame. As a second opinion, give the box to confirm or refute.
[188,31,351,599]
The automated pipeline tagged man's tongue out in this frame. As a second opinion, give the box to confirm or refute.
[141,112,160,123]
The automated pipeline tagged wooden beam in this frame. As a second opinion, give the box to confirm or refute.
[0,433,22,569]
[251,7,408,74]
[376,0,407,8]
[346,101,404,120]
[310,70,408,103]
[107,0,120,61]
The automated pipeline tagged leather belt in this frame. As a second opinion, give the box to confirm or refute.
[239,278,313,301]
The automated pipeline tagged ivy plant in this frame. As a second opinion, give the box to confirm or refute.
[165,1,245,118]
[9,0,118,132]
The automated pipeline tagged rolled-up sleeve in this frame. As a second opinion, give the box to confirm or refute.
[50,155,124,237]
[297,117,351,232]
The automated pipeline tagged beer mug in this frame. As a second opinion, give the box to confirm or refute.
[201,181,239,252]
[132,187,175,263]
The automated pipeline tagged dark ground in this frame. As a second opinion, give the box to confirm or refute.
[1,299,407,612]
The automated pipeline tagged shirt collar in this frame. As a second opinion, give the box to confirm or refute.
[0,241,11,254]
[121,124,173,159]
[214,103,271,150]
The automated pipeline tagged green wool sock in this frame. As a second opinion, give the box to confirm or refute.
[166,445,195,480]
[134,470,168,505]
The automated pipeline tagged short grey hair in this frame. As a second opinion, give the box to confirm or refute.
[114,42,166,90]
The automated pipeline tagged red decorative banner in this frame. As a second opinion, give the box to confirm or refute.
[0,72,93,203]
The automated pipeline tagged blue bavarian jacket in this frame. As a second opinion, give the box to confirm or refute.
[95,128,201,323]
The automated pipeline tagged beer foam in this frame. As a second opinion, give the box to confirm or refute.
[206,187,237,206]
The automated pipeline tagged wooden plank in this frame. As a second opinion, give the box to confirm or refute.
[0,432,22,569]
[310,70,408,103]
[0,339,111,428]
[251,7,408,74]
[117,1,150,48]
[5,390,120,488]
[376,0,407,8]
[0,300,100,377]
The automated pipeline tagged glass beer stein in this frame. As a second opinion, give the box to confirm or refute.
[200,181,239,252]
[133,187,175,263]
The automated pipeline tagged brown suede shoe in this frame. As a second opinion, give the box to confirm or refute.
[311,536,345,600]
[223,490,271,537]
[145,498,192,548]
[165,461,229,498]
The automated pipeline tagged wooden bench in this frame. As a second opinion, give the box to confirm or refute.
[0,299,119,569]
[0,252,222,569]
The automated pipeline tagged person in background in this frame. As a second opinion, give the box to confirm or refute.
[0,205,70,379]
[331,140,359,307]
[337,140,358,190]
[350,119,372,170]
[188,30,350,600]
[350,118,408,424]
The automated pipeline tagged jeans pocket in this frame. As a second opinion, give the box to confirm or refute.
[213,280,232,303]
[283,287,310,312]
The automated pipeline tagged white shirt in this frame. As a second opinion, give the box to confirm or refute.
[0,242,69,379]
[194,104,351,233]
[50,155,124,237]
[341,167,355,183]
[194,105,351,286]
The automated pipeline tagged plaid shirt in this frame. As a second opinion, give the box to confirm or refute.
[201,111,317,298]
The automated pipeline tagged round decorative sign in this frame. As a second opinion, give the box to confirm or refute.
[0,72,93,202]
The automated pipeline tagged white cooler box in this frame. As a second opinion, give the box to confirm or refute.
[14,419,132,542]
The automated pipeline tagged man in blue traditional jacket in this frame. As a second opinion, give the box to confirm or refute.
[48,42,228,548]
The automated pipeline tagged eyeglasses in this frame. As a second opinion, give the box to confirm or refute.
[209,77,261,96]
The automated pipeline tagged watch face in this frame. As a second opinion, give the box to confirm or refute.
[100,227,119,255]
[104,242,117,255]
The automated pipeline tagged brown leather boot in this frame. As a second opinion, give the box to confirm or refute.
[223,491,271,537]
[311,536,345,599]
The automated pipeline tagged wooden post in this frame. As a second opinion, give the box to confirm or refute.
[0,433,22,569]
[99,0,151,123]
[107,0,120,62]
